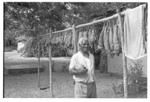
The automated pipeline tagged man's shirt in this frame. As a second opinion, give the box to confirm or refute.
[69,51,95,83]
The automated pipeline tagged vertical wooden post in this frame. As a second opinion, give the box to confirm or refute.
[37,42,40,88]
[117,10,128,98]
[49,28,53,97]
[72,25,77,53]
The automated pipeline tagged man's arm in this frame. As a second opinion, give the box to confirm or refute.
[69,55,87,75]
[69,65,87,75]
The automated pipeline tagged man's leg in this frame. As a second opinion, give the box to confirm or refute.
[74,82,87,98]
[87,82,97,98]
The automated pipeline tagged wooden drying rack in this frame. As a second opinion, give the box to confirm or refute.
[37,4,146,98]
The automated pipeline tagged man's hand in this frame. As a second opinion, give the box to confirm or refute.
[69,64,88,75]
[95,46,103,53]
[76,65,88,74]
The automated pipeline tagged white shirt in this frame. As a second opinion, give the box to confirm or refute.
[17,42,25,51]
[69,51,95,83]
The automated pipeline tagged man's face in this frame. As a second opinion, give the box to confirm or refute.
[80,40,90,53]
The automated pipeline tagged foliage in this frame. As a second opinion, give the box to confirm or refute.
[4,2,68,55]
[4,30,17,47]
[127,61,147,94]
[64,2,145,25]
[112,60,147,96]
[4,2,67,36]
[4,2,147,56]
[128,61,143,84]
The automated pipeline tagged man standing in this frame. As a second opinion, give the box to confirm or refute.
[69,37,97,98]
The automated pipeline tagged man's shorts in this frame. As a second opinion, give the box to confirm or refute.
[74,81,97,98]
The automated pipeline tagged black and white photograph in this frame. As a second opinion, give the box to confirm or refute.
[3,1,148,98]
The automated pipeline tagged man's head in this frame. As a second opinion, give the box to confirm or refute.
[78,37,90,53]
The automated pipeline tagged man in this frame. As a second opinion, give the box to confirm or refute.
[69,37,97,98]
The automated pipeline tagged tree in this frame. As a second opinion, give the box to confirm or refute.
[4,2,145,37]
[4,2,68,52]
[63,2,146,25]
[4,2,146,56]
[4,2,68,37]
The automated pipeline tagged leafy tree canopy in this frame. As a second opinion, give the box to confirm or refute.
[4,2,146,37]
[4,2,147,56]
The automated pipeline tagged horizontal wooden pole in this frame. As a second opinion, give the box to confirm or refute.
[52,27,72,34]
[39,28,72,37]
[76,4,146,29]
[38,10,124,38]
[38,4,146,38]
[76,13,119,29]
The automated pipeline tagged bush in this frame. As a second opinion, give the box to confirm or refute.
[128,61,143,84]
[4,31,17,47]
[128,61,147,94]
[112,61,147,96]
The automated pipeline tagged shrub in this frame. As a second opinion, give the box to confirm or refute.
[4,30,17,47]
[112,60,147,96]
[128,61,143,84]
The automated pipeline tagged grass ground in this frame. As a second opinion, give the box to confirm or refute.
[4,70,147,98]
[4,46,16,52]
[4,50,147,98]
[4,71,122,98]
